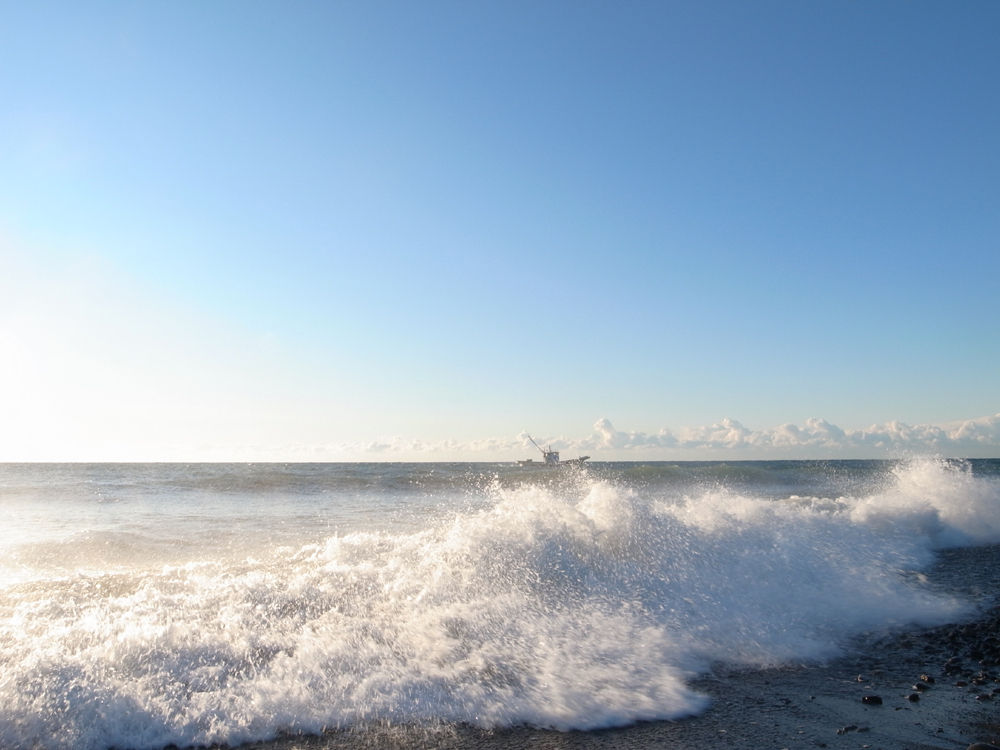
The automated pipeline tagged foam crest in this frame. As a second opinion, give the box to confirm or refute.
[850,459,1000,548]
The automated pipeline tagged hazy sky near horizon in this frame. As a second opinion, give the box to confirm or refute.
[1,1,998,460]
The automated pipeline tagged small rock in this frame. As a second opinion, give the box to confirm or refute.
[913,683,928,691]
[908,693,921,702]
[975,693,993,701]
[956,681,969,687]
[837,725,858,735]
[861,695,883,705]
[967,744,1000,750]
[856,674,867,682]
[920,674,936,684]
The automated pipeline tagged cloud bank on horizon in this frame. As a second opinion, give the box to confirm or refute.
[212,413,1000,461]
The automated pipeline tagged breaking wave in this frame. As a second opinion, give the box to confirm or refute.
[0,459,998,749]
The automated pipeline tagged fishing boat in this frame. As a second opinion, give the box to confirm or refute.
[517,435,590,466]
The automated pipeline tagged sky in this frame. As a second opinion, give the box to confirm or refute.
[0,0,998,461]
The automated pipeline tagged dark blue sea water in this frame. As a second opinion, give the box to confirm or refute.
[1,459,998,749]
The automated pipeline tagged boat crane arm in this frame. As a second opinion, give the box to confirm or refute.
[526,434,546,456]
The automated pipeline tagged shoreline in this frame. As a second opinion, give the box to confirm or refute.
[257,619,1000,750]
[255,545,1000,750]
[258,645,1000,750]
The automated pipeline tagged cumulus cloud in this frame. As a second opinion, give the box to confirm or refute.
[584,418,678,450]
[580,414,1000,455]
[199,413,1000,460]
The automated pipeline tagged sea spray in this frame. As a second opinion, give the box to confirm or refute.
[0,459,997,749]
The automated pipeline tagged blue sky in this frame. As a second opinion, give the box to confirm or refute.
[0,1,997,460]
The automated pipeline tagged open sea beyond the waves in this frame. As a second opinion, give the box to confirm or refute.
[2,459,1000,750]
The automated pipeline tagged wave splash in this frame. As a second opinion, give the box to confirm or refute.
[1,459,998,749]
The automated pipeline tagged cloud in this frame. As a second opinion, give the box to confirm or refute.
[196,413,1000,461]
[582,414,1000,456]
[585,418,678,450]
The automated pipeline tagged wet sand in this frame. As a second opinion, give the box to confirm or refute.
[255,546,1000,750]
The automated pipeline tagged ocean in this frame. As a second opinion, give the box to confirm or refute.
[1,459,999,750]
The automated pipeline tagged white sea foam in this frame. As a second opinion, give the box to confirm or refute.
[0,460,996,749]
[850,459,1000,548]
